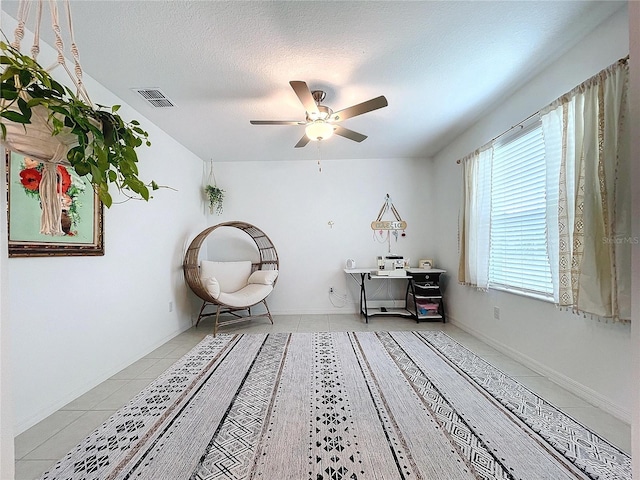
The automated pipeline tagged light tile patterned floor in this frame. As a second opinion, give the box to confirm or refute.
[14,314,631,480]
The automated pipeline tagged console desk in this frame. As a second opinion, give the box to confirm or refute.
[344,268,446,323]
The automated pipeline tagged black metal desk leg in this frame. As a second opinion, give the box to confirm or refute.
[360,272,369,323]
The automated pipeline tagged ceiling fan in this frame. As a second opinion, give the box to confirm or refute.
[250,81,388,148]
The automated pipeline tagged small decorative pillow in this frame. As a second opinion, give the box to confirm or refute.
[203,276,221,299]
[247,269,279,285]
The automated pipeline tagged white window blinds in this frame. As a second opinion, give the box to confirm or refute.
[488,121,554,297]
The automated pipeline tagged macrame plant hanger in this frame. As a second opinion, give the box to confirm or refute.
[202,160,226,215]
[203,160,217,194]
[371,193,407,254]
[6,0,93,236]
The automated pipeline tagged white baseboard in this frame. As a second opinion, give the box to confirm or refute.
[271,307,359,315]
[14,320,194,435]
[448,316,631,424]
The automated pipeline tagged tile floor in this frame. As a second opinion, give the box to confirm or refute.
[14,314,632,480]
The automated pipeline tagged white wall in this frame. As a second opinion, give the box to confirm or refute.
[1,14,207,433]
[628,0,640,472]
[0,151,15,480]
[431,6,632,420]
[205,157,433,314]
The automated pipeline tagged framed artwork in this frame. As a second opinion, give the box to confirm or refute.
[6,149,104,257]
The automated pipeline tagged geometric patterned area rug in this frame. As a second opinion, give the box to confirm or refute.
[40,331,631,480]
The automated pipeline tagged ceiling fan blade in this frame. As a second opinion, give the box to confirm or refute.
[294,134,310,148]
[250,120,305,125]
[290,81,320,116]
[331,96,388,122]
[333,125,367,143]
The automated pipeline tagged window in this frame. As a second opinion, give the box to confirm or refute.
[459,58,629,318]
[488,120,554,298]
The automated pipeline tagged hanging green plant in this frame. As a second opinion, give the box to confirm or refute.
[205,184,225,215]
[0,41,157,208]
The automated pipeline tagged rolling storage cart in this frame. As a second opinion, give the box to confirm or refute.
[405,269,446,322]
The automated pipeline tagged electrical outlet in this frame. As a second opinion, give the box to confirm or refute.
[493,306,500,320]
[329,287,334,294]
[169,301,173,312]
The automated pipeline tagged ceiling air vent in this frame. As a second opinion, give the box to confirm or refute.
[132,88,176,108]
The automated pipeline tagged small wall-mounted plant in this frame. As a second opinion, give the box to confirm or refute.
[205,184,225,215]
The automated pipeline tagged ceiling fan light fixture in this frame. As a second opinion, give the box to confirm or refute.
[305,120,334,141]
[250,81,388,148]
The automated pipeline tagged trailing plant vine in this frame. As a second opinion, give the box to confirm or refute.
[0,41,157,207]
[205,184,225,215]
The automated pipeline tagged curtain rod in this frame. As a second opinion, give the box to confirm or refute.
[456,110,539,164]
[456,54,630,165]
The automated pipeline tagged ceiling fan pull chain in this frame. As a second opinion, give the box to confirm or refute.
[316,142,322,173]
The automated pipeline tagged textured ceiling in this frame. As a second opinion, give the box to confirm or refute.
[0,1,626,162]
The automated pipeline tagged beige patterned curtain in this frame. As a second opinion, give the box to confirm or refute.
[458,146,493,289]
[541,58,630,321]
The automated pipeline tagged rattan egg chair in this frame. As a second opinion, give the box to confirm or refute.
[183,221,279,335]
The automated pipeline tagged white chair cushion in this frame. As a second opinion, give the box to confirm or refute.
[247,269,279,285]
[200,260,252,293]
[217,284,273,308]
[202,276,221,299]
